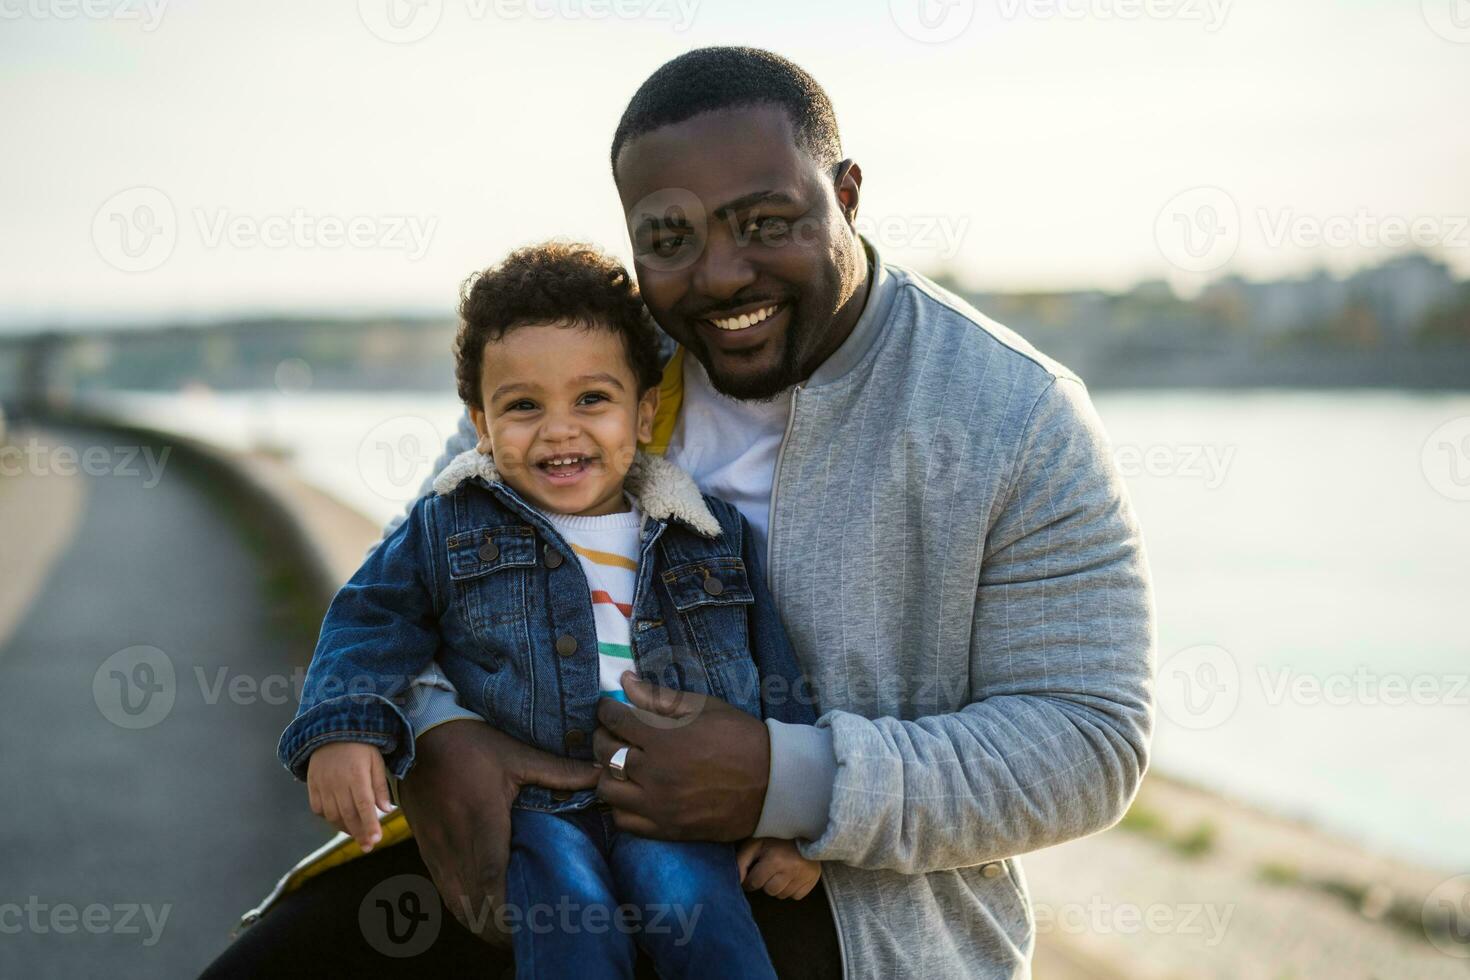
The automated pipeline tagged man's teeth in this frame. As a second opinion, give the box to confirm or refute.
[710,303,781,331]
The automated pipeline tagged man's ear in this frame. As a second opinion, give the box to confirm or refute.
[835,160,863,227]
[636,386,659,446]
[468,405,494,454]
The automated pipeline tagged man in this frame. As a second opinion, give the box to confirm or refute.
[204,46,1153,979]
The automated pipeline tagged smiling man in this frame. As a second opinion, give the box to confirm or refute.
[204,47,1154,980]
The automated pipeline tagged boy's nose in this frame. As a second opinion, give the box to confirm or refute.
[541,414,581,441]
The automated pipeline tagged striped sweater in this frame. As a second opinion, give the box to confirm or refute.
[543,504,642,702]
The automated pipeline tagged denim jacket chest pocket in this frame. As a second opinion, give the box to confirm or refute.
[444,525,539,736]
[645,557,762,715]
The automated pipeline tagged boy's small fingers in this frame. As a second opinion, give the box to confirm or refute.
[762,871,791,897]
[735,839,762,881]
[372,755,392,812]
[744,859,775,893]
[333,787,362,842]
[349,781,382,851]
[319,791,339,827]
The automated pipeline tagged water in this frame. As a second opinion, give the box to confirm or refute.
[91,388,1470,871]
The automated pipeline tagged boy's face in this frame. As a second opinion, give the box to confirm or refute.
[469,319,657,517]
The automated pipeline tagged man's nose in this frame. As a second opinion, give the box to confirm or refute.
[693,229,757,303]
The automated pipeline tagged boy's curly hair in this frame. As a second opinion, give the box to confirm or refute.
[454,242,663,408]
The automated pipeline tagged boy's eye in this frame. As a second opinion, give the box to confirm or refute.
[578,392,608,406]
[505,399,536,412]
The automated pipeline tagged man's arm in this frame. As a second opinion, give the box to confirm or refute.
[390,408,481,734]
[792,376,1154,872]
[596,377,1154,873]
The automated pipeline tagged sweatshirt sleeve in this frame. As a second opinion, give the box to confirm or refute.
[797,377,1156,873]
[381,409,483,735]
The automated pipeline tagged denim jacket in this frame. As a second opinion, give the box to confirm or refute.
[278,448,815,812]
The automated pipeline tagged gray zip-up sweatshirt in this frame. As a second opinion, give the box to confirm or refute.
[401,246,1155,978]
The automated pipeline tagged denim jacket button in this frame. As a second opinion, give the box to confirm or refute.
[981,862,1005,879]
[544,546,564,569]
[563,729,586,750]
[478,540,499,562]
[555,634,578,657]
[703,576,725,596]
[550,790,573,802]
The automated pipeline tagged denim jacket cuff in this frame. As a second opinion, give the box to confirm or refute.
[277,693,415,781]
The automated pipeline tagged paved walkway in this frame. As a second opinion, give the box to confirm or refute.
[0,424,326,978]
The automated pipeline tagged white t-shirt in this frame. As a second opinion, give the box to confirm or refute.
[543,505,643,702]
[664,353,791,558]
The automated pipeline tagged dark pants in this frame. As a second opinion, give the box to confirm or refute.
[199,838,842,980]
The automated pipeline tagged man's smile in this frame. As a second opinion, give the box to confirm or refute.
[696,300,792,350]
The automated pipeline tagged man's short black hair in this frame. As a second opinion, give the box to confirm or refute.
[610,47,843,178]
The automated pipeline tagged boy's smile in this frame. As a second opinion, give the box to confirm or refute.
[468,319,657,517]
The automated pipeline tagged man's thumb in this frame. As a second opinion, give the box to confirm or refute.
[516,745,599,791]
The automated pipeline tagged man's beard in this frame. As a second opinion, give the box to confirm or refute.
[692,317,808,402]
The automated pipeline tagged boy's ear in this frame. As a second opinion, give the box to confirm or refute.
[468,405,494,454]
[635,386,659,446]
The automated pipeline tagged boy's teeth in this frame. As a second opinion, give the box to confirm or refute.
[711,303,780,331]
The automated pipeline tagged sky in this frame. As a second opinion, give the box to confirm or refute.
[1,0,1467,330]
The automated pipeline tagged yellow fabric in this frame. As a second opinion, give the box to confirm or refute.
[268,348,688,906]
[642,346,683,457]
[292,810,415,887]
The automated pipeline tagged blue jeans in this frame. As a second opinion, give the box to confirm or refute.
[506,806,778,980]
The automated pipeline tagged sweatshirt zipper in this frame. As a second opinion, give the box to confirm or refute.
[766,385,802,578]
[767,383,850,977]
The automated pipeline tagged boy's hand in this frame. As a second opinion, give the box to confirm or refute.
[305,741,393,852]
[736,837,821,901]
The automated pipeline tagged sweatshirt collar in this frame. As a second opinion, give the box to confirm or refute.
[805,235,900,389]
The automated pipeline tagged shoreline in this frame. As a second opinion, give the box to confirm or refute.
[1026,771,1467,977]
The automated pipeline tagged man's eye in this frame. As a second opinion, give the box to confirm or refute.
[744,216,790,241]
[650,235,688,257]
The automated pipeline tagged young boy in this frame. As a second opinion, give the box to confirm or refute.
[278,242,820,979]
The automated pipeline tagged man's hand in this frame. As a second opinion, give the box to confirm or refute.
[306,741,392,852]
[593,672,770,841]
[397,720,598,946]
[736,838,822,900]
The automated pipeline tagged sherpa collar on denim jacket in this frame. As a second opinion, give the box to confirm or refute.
[430,448,722,539]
